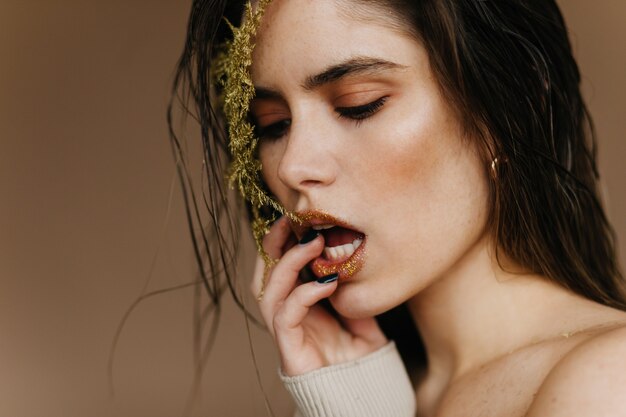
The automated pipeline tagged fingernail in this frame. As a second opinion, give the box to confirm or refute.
[316,273,339,284]
[299,229,320,245]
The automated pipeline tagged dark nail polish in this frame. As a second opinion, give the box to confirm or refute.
[316,273,339,284]
[299,229,320,245]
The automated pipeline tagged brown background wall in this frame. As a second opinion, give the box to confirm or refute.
[0,1,623,416]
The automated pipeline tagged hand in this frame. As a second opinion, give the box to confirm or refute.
[250,216,388,376]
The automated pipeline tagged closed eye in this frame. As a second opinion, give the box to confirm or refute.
[255,118,291,141]
[254,96,388,141]
[336,96,388,124]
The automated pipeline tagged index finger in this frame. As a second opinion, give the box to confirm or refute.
[262,216,293,260]
[250,216,293,296]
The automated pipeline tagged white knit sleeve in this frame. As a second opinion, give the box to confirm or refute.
[280,342,416,417]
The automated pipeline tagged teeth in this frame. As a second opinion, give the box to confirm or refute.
[312,224,334,230]
[323,238,363,261]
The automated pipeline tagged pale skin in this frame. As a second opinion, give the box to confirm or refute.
[246,1,626,416]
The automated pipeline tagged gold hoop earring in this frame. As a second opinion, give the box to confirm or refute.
[490,156,507,179]
[490,157,499,178]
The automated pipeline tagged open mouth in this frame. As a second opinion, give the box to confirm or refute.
[291,211,367,280]
[313,224,364,262]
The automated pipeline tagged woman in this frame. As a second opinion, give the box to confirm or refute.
[169,0,626,416]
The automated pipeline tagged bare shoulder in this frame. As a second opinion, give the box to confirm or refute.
[526,322,626,417]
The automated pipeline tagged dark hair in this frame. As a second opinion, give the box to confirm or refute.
[168,0,626,373]
[408,0,625,308]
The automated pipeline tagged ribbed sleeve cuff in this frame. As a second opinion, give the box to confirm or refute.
[279,342,416,417]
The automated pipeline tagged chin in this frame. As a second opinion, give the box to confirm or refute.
[328,278,399,319]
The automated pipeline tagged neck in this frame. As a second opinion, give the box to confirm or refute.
[407,237,595,383]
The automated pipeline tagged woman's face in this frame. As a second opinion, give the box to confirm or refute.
[250,0,490,318]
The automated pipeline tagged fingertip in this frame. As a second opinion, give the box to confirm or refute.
[263,215,295,257]
[275,214,290,228]
[265,216,286,239]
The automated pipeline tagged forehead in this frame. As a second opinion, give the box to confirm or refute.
[250,0,422,88]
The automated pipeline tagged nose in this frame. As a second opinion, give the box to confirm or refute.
[276,116,337,193]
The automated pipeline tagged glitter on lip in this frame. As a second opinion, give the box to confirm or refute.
[290,209,367,280]
[310,241,366,280]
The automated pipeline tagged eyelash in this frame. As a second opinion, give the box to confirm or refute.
[336,96,388,124]
[255,96,388,141]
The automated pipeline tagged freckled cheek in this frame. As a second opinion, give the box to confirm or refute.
[356,115,442,198]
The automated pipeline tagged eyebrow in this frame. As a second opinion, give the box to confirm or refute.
[253,56,406,99]
[303,57,406,90]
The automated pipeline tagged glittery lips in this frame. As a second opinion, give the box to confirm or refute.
[291,210,367,280]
